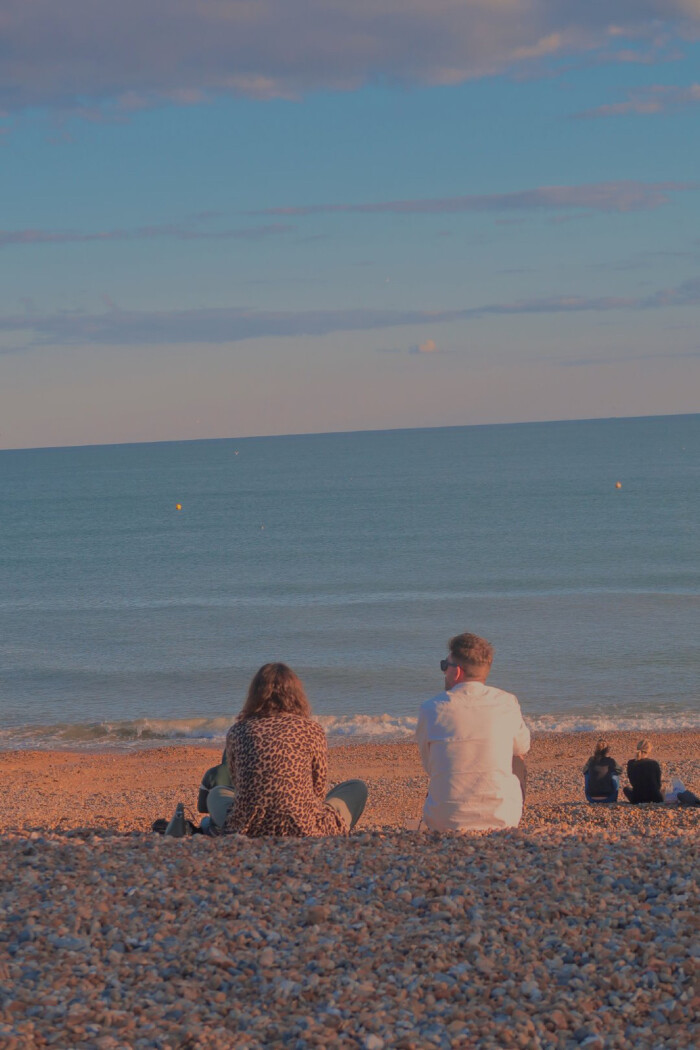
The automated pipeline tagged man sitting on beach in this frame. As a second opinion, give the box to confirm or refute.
[416,633,530,832]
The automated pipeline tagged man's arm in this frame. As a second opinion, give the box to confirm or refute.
[513,706,530,757]
[415,706,431,773]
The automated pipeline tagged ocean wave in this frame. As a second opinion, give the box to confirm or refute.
[0,716,232,750]
[0,713,420,750]
[319,714,418,742]
[527,713,700,733]
[0,710,698,751]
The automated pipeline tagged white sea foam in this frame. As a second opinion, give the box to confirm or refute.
[0,716,232,750]
[0,710,697,751]
[319,714,418,742]
[527,713,700,733]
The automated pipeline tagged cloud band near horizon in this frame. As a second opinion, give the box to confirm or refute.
[3,278,699,352]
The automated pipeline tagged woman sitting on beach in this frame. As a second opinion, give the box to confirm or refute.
[583,739,622,804]
[623,739,663,804]
[206,663,367,836]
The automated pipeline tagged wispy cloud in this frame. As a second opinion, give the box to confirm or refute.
[11,183,678,252]
[253,181,696,219]
[576,82,700,118]
[0,220,294,248]
[2,277,699,352]
[0,305,452,350]
[470,278,700,316]
[3,2,700,114]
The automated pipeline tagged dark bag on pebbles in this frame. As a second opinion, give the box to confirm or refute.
[163,802,199,837]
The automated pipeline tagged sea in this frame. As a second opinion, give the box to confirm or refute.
[0,414,698,750]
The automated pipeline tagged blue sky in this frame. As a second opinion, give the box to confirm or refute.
[1,2,699,448]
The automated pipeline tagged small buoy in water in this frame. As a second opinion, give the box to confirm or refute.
[176,503,182,510]
[261,524,265,530]
[615,482,622,490]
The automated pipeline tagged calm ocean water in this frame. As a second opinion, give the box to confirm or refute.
[0,415,698,749]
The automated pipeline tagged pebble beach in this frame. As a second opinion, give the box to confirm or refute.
[1,731,698,1049]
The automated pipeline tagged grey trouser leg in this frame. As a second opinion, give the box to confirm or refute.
[325,779,368,830]
[207,786,236,828]
[512,756,527,801]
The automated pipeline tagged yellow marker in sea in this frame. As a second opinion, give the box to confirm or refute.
[615,482,622,490]
[176,503,182,510]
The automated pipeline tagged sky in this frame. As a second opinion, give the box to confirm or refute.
[1,1,700,449]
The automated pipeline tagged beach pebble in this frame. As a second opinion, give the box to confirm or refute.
[304,905,330,925]
[202,946,232,967]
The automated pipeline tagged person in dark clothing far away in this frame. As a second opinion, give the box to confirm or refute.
[624,738,664,803]
[583,738,622,803]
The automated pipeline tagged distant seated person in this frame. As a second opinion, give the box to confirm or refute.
[416,632,530,832]
[582,739,622,804]
[623,739,663,804]
[205,663,368,836]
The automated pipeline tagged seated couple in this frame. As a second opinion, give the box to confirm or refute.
[583,738,664,805]
[202,631,531,838]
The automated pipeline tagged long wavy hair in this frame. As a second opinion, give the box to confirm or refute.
[238,663,311,720]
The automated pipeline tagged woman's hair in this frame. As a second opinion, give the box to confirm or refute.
[239,663,311,720]
[593,738,609,759]
[636,738,651,760]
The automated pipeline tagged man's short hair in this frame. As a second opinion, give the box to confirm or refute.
[448,632,494,670]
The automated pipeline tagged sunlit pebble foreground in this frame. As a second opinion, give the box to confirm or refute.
[0,733,698,1049]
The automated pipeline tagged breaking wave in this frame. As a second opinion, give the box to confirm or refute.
[0,709,697,751]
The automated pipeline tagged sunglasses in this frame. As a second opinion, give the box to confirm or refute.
[440,659,459,672]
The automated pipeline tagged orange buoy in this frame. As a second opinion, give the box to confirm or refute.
[615,482,622,490]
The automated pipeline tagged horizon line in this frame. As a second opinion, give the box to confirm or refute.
[1,410,697,454]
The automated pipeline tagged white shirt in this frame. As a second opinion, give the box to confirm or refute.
[416,681,530,832]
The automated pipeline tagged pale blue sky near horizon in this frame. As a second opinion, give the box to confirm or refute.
[1,3,699,450]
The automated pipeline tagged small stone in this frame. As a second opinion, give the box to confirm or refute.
[304,905,329,925]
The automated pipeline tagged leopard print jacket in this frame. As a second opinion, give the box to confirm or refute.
[223,714,347,837]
